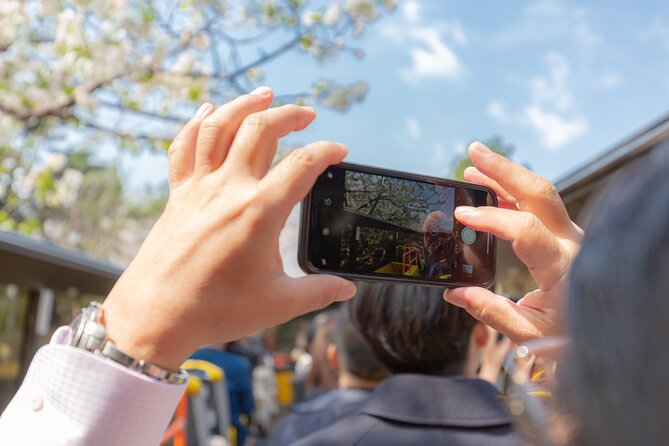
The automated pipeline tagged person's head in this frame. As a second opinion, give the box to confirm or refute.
[325,303,390,387]
[349,282,487,376]
[560,151,669,445]
[422,211,454,259]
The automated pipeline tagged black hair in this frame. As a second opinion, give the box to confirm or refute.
[349,282,476,376]
[561,149,669,445]
[335,303,389,382]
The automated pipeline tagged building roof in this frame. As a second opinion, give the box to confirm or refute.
[555,111,669,203]
[0,230,122,295]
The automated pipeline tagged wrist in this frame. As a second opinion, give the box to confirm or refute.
[102,294,190,372]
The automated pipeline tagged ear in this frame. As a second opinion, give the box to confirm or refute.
[472,322,489,348]
[326,343,338,371]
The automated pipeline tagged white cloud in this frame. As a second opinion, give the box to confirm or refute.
[522,53,588,149]
[402,0,421,25]
[405,116,422,139]
[381,2,465,83]
[524,106,587,150]
[490,52,588,150]
[529,52,573,112]
[402,27,463,81]
[486,100,509,123]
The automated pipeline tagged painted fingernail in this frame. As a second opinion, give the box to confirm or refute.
[250,86,272,96]
[473,142,492,154]
[455,206,477,217]
[195,103,214,119]
[337,283,357,301]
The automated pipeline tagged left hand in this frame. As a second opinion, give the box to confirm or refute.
[444,142,583,343]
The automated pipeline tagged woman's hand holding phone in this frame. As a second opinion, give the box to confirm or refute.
[444,142,583,343]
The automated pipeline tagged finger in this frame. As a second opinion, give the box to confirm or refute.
[277,275,357,319]
[194,86,274,177]
[468,142,575,236]
[497,198,518,211]
[455,206,569,289]
[464,166,518,204]
[224,104,317,179]
[259,141,348,222]
[168,103,214,189]
[443,287,545,343]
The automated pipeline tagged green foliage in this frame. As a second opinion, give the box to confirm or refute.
[0,0,394,264]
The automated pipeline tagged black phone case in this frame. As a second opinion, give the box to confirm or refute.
[298,162,497,289]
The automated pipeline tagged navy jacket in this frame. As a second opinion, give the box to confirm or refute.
[296,374,524,446]
[269,387,372,445]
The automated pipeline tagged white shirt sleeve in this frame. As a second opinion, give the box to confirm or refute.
[0,326,187,446]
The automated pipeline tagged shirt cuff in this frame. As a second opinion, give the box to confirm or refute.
[0,326,187,446]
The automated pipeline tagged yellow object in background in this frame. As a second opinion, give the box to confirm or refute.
[275,370,294,407]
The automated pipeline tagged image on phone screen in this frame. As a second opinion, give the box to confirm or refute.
[299,163,496,288]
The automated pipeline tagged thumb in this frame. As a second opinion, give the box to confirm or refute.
[280,275,357,318]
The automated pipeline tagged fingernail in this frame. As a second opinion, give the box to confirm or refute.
[336,142,348,152]
[443,289,466,307]
[337,283,357,301]
[301,106,316,113]
[455,206,477,217]
[473,142,492,154]
[195,103,213,119]
[250,86,272,96]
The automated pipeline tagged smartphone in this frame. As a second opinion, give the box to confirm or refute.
[298,162,497,288]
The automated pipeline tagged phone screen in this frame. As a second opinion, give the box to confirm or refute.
[299,163,496,287]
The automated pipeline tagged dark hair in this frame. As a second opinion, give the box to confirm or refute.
[335,303,389,382]
[561,150,669,445]
[349,282,476,375]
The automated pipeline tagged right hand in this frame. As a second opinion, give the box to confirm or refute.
[102,87,356,371]
[444,142,583,343]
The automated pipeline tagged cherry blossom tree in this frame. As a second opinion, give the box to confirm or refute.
[0,0,395,262]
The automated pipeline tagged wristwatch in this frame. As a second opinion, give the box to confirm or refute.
[69,301,188,384]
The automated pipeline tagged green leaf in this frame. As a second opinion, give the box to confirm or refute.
[17,218,42,235]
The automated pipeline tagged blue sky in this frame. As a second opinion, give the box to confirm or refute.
[123,0,669,190]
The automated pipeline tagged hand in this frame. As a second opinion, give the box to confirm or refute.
[444,142,582,343]
[101,87,357,370]
[478,328,512,385]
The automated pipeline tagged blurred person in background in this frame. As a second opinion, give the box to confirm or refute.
[291,320,316,404]
[269,303,389,445]
[297,283,524,446]
[190,344,255,445]
[303,311,339,400]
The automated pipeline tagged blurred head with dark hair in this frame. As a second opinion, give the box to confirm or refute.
[560,150,669,445]
[350,282,488,376]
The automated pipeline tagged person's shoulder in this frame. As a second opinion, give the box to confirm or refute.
[294,412,380,446]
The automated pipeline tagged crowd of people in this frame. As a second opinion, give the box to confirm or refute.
[1,88,668,445]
